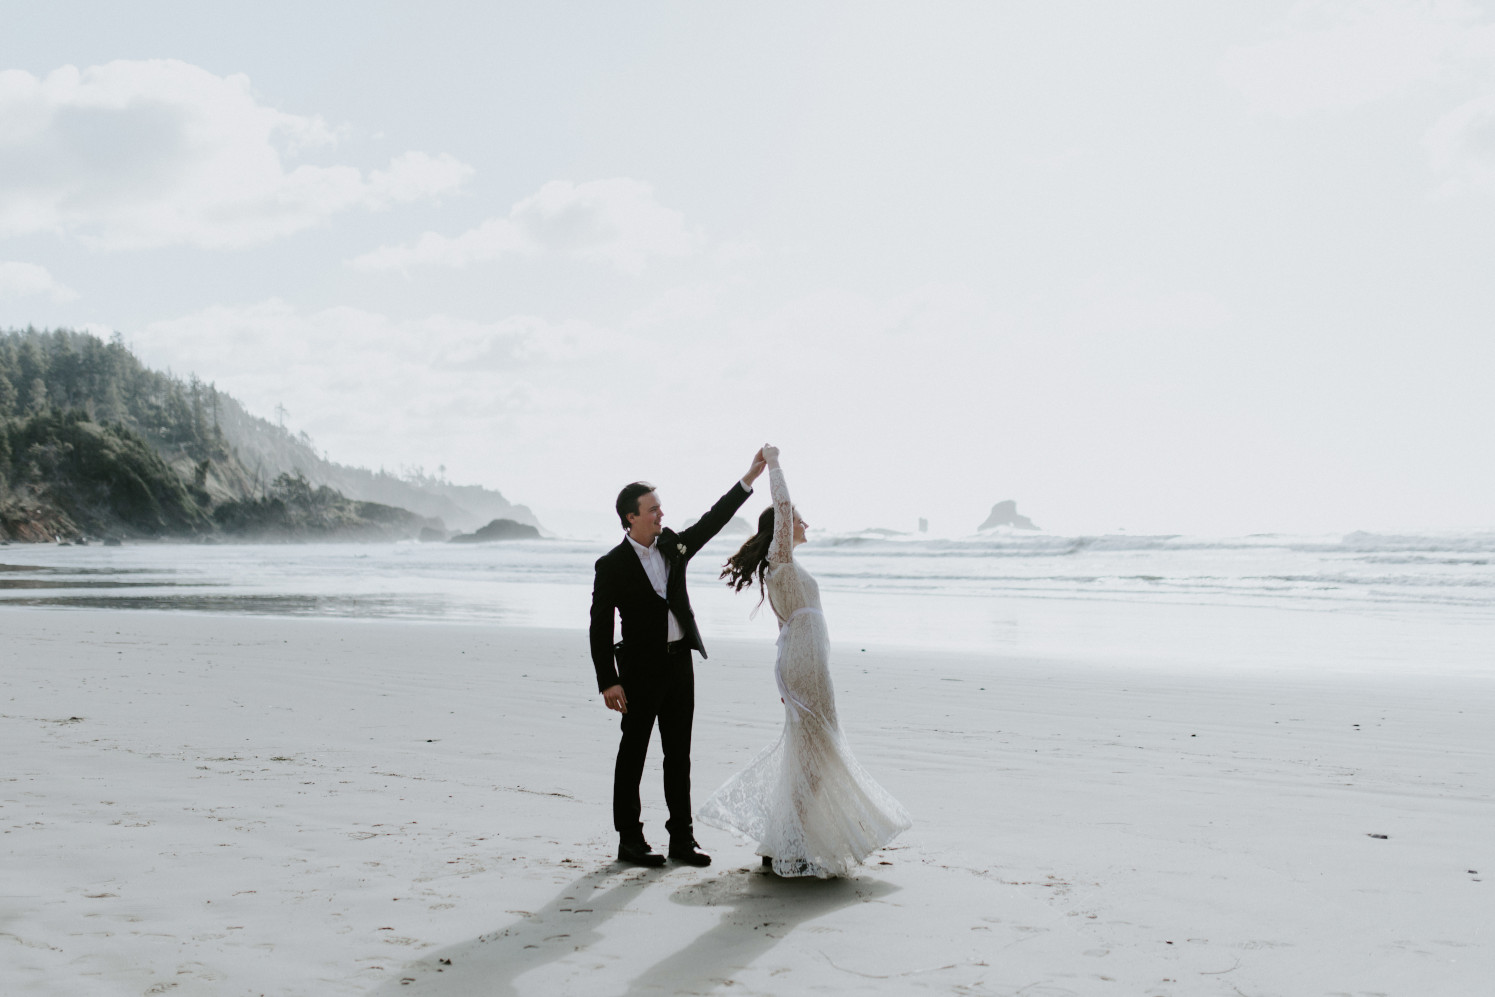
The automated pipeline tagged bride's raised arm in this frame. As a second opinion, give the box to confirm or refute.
[764,446,795,566]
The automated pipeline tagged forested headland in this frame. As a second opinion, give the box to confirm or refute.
[0,328,535,543]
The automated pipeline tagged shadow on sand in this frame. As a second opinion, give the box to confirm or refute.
[369,862,897,996]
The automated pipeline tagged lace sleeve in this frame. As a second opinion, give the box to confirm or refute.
[765,464,794,565]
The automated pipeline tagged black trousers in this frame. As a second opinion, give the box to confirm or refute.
[612,648,695,842]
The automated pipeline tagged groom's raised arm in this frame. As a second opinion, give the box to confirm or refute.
[676,449,765,554]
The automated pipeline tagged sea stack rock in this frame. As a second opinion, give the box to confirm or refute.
[448,518,542,543]
[978,500,1038,531]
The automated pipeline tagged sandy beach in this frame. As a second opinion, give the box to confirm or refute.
[3,605,1492,996]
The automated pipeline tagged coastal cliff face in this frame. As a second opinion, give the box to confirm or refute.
[210,472,439,542]
[211,394,539,532]
[0,328,520,543]
[0,488,80,542]
[0,408,210,541]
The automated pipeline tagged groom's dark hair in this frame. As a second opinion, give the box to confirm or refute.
[616,481,656,530]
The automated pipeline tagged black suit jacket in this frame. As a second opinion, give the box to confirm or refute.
[589,481,753,692]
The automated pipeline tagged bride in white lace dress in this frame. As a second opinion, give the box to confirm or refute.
[700,446,910,877]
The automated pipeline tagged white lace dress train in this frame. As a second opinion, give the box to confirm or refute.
[699,464,911,878]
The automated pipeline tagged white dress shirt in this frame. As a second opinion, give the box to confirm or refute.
[625,532,684,642]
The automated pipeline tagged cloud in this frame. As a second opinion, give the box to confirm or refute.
[1424,92,1495,191]
[623,282,733,332]
[1219,0,1495,116]
[348,178,701,273]
[126,288,1014,533]
[0,60,472,250]
[124,279,1263,537]
[133,299,637,474]
[712,240,764,266]
[347,216,530,271]
[0,261,78,301]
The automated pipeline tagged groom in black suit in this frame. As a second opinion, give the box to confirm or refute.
[590,449,765,867]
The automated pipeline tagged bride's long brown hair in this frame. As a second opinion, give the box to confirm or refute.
[720,505,778,605]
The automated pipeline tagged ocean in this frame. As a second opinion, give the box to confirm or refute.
[3,530,1492,676]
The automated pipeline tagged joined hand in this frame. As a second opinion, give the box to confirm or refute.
[744,447,768,484]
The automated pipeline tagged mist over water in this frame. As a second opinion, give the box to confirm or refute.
[3,529,1491,677]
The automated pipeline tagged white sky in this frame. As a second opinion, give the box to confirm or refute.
[3,1,1493,537]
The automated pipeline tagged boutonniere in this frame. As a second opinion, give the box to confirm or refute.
[657,533,688,563]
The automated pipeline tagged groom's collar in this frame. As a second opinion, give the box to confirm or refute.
[624,532,658,555]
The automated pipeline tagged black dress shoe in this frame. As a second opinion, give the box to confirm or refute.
[618,839,666,867]
[761,855,773,869]
[668,839,711,867]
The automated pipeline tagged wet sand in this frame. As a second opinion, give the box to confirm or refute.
[2,607,1491,996]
